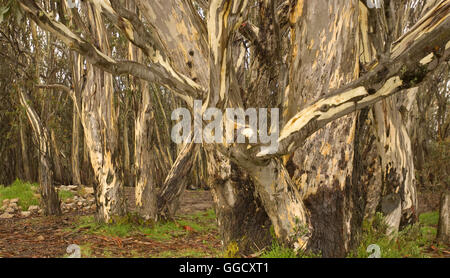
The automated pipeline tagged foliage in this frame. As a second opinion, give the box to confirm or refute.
[259,225,321,258]
[0,179,39,210]
[223,241,240,258]
[416,139,450,190]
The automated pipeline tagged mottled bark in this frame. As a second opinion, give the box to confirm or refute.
[79,4,126,222]
[134,80,157,221]
[207,151,272,256]
[437,191,450,244]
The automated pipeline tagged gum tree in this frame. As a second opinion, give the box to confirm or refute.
[13,0,450,256]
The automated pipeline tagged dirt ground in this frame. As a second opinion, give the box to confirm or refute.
[0,189,219,258]
[0,188,446,258]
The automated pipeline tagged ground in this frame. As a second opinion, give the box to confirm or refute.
[0,188,222,258]
[0,183,448,258]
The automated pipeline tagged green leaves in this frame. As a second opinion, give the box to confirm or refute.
[0,0,24,26]
[0,4,11,24]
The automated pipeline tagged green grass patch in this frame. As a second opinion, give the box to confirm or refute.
[348,211,441,258]
[260,240,321,258]
[69,209,218,241]
[419,211,439,226]
[0,179,39,210]
[58,189,75,201]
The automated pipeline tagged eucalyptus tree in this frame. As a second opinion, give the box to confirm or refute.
[10,0,450,256]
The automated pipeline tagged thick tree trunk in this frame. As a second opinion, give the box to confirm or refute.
[134,80,157,221]
[437,191,450,244]
[78,5,126,222]
[286,0,361,257]
[123,95,132,187]
[207,151,272,256]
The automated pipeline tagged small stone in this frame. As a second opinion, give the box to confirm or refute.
[5,208,15,214]
[10,198,19,203]
[9,203,18,210]
[37,235,45,241]
[20,211,31,218]
[38,209,43,214]
[0,213,13,219]
[90,204,96,210]
[84,187,94,195]
[77,201,83,206]
[28,205,40,212]
[2,199,9,206]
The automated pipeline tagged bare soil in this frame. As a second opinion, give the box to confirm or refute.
[0,189,219,258]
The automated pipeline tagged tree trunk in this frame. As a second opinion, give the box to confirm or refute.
[157,141,197,219]
[71,101,82,186]
[19,117,32,182]
[19,89,61,215]
[123,95,132,187]
[78,5,126,222]
[207,151,272,256]
[437,191,450,244]
[50,129,63,184]
[134,80,157,221]
[286,0,361,257]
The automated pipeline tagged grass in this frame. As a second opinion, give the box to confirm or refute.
[65,208,219,258]
[69,208,218,240]
[259,211,446,258]
[58,189,75,201]
[0,178,73,210]
[0,179,40,210]
[347,211,444,258]
[260,240,321,258]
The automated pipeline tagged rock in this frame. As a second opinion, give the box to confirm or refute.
[90,204,96,210]
[20,211,31,218]
[10,198,19,204]
[2,199,9,206]
[8,203,18,211]
[65,198,73,203]
[0,213,13,219]
[37,235,45,241]
[84,187,94,195]
[5,207,15,214]
[28,205,40,212]
[38,209,43,215]
[77,201,83,206]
